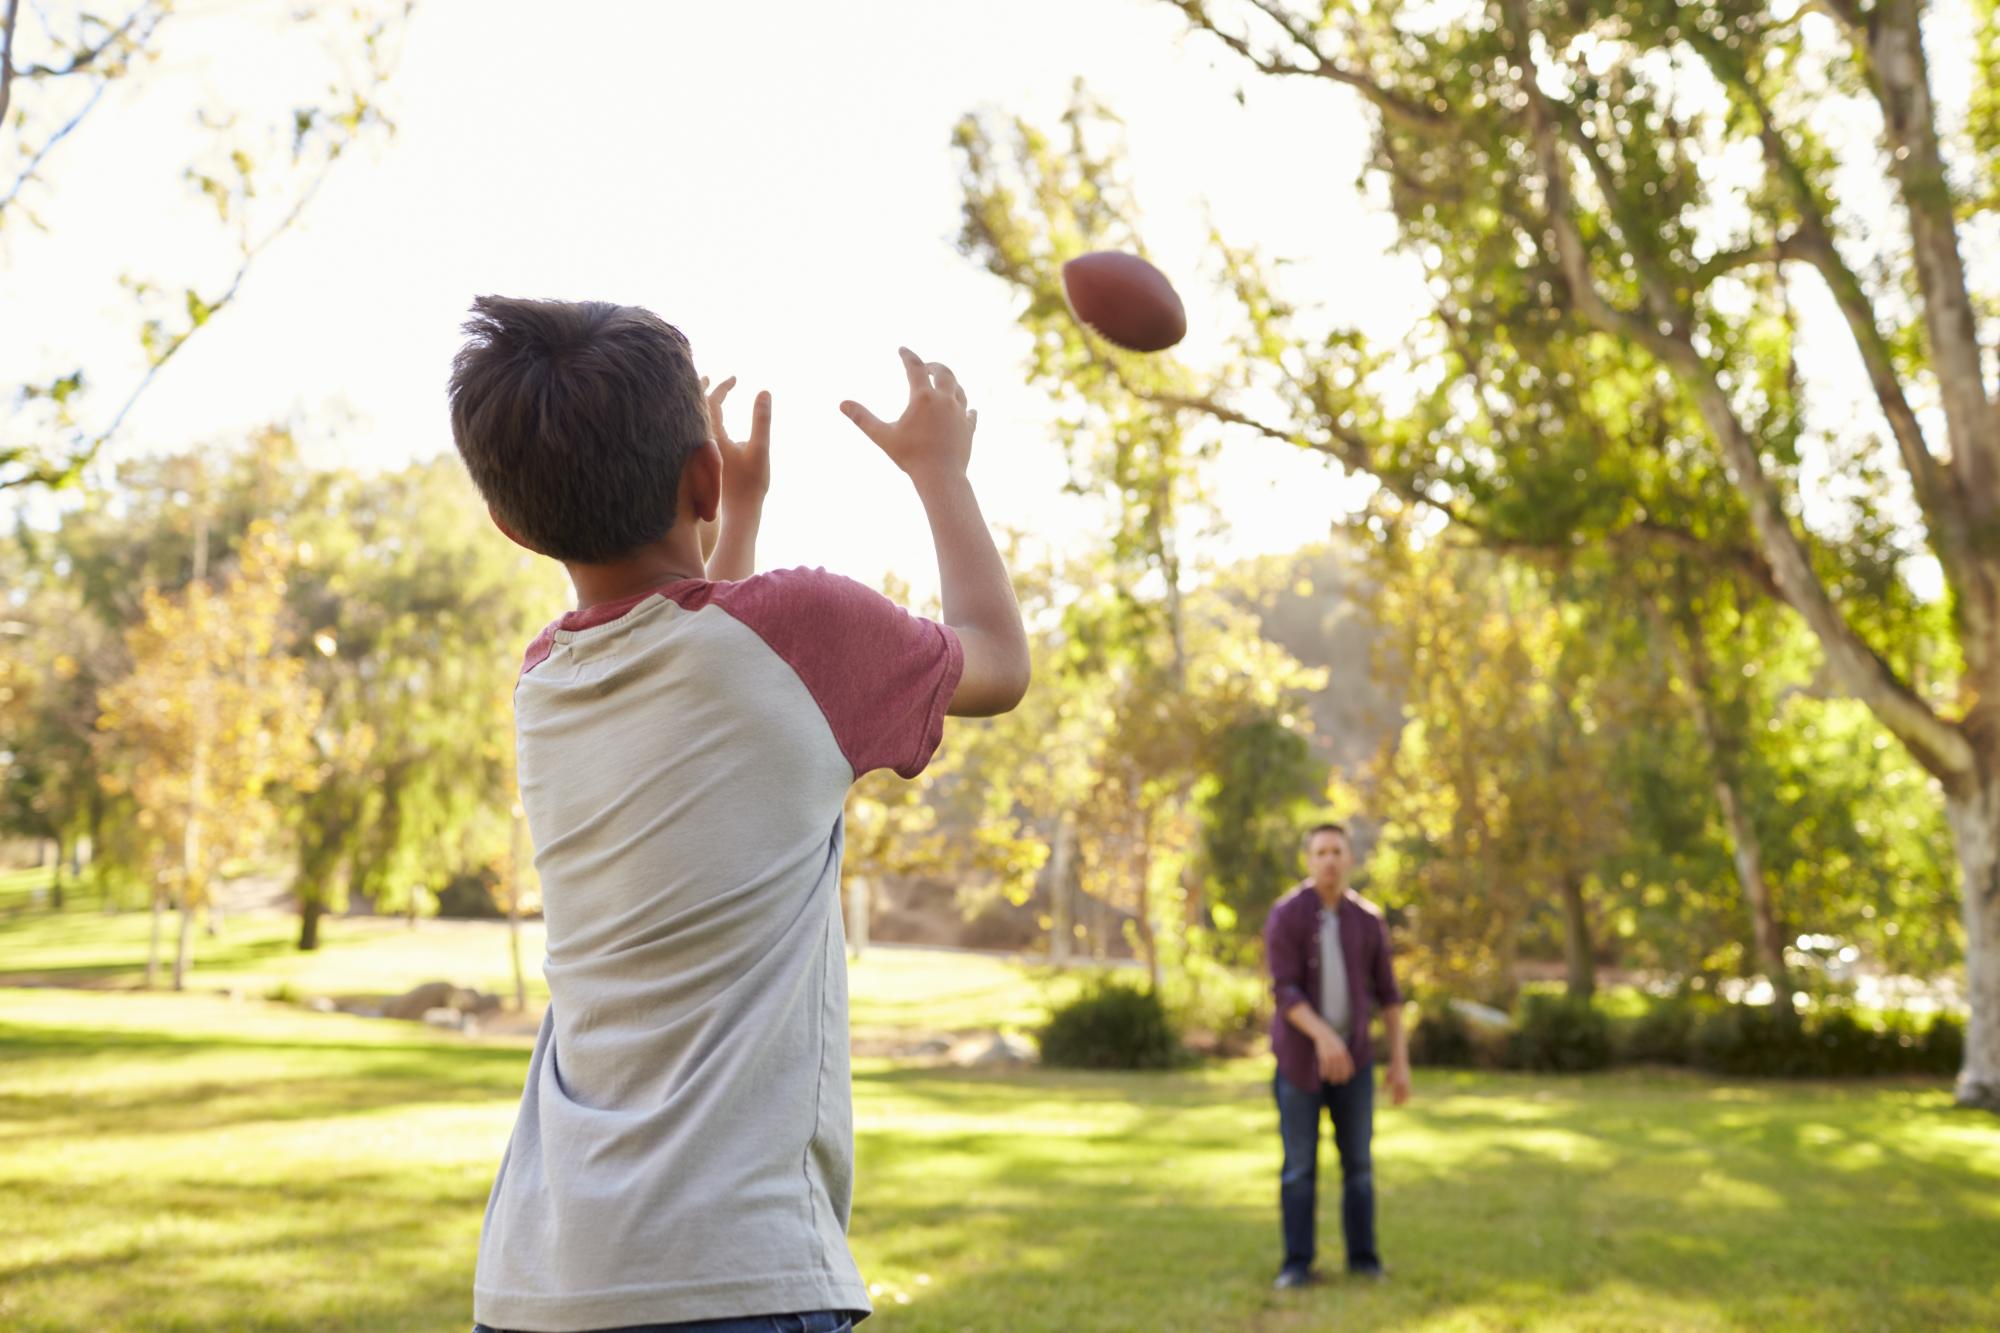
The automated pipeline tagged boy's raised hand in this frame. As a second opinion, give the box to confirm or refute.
[839,347,976,481]
[700,375,770,581]
[837,346,1029,718]
[702,375,772,508]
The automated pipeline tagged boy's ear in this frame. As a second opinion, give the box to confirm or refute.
[489,507,537,552]
[684,439,723,526]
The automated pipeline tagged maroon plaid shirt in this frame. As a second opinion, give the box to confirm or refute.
[1263,883,1402,1093]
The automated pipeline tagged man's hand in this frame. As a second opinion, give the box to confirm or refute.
[840,347,975,483]
[1386,1060,1412,1107]
[1316,1032,1355,1085]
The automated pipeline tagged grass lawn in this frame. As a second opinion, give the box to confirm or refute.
[0,908,1079,1042]
[0,864,59,914]
[3,988,1996,1331]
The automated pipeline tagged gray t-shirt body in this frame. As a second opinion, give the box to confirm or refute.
[1319,908,1352,1039]
[474,569,962,1332]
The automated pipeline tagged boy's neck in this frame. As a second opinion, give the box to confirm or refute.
[565,532,707,613]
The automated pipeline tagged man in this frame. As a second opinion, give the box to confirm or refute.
[1262,822,1410,1289]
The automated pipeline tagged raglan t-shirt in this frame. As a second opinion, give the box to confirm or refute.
[472,566,963,1332]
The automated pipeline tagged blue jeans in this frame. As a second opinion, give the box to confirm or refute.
[1275,1065,1379,1273]
[474,1312,856,1333]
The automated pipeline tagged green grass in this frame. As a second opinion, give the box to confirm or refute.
[0,907,1080,1041]
[3,988,1996,1332]
[0,864,60,914]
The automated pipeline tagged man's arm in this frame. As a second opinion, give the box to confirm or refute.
[1374,914,1411,1105]
[1382,1003,1411,1106]
[1266,902,1354,1085]
[840,348,1029,716]
[702,376,770,582]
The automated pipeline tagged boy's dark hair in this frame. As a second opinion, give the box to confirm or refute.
[1305,822,1350,848]
[448,296,709,563]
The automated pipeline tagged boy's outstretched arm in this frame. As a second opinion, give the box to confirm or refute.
[841,347,1030,717]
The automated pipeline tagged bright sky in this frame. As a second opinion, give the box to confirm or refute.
[3,0,1422,601]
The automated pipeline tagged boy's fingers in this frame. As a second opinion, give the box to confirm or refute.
[750,390,772,450]
[840,400,888,443]
[898,347,928,395]
[967,408,978,436]
[707,376,737,439]
[927,362,962,405]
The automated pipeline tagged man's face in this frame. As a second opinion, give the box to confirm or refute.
[1307,830,1351,887]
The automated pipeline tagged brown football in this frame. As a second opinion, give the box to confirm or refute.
[1060,251,1187,353]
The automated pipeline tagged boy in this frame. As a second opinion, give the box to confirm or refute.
[448,296,1030,1333]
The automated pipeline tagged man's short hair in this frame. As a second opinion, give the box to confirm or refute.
[448,296,709,564]
[1305,822,1351,848]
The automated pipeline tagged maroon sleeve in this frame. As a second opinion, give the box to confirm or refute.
[1265,897,1310,1021]
[712,566,964,780]
[1373,913,1403,1009]
[519,620,559,679]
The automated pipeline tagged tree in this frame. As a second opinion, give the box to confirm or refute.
[0,529,118,907]
[966,2,2000,1108]
[95,519,318,988]
[956,97,1328,985]
[2,1,415,491]
[284,453,565,948]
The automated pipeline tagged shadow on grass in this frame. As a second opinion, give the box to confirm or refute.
[848,1068,2000,1332]
[0,1170,488,1333]
[0,1023,529,1141]
[0,910,305,988]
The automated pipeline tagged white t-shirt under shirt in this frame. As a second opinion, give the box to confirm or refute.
[1318,908,1351,1039]
[473,567,963,1332]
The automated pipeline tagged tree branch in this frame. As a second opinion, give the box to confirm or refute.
[1501,0,1974,783]
[1168,0,1450,134]
[1856,1,1999,504]
[1692,29,1949,521]
[1689,232,1806,289]
[12,2,161,80]
[1689,21,1995,686]
[0,0,22,131]
[0,75,107,218]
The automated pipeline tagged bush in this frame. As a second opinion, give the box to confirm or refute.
[1920,1012,1965,1075]
[1615,996,1704,1066]
[1691,1001,1791,1075]
[1037,978,1184,1070]
[1408,1002,1479,1068]
[1507,993,1613,1072]
[1155,941,1267,1054]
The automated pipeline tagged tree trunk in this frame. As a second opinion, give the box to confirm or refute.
[1134,804,1162,993]
[1048,813,1074,965]
[1947,776,2000,1111]
[1713,772,1789,991]
[172,892,194,992]
[298,895,323,951]
[1664,595,1793,992]
[146,885,165,987]
[49,834,65,912]
[1559,869,1595,1001]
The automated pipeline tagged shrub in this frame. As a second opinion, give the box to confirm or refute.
[1920,1012,1965,1075]
[1037,978,1184,1070]
[1507,993,1613,1072]
[1156,942,1267,1053]
[1616,996,1703,1066]
[1691,1002,1815,1076]
[1408,1001,1478,1068]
